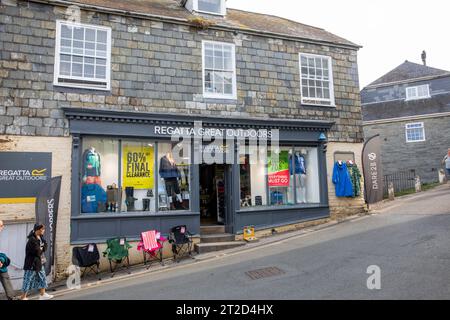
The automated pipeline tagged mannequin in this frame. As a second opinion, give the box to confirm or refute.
[159,152,183,210]
[290,149,307,204]
[83,146,101,179]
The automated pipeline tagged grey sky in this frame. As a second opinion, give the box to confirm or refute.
[227,0,450,89]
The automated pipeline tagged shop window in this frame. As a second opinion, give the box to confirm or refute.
[157,143,190,211]
[299,53,334,107]
[239,145,321,208]
[81,138,119,214]
[203,41,237,99]
[54,20,111,90]
[121,140,156,212]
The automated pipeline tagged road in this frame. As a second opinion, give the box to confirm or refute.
[58,184,450,300]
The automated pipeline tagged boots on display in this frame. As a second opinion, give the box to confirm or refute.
[125,187,137,211]
[142,198,150,211]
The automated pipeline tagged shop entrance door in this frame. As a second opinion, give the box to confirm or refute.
[199,164,230,227]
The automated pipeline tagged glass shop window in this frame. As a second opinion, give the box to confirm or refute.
[81,138,119,214]
[121,140,156,213]
[157,142,190,211]
[239,145,322,208]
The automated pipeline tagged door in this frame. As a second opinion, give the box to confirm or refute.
[224,164,234,234]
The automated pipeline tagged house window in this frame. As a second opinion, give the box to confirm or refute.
[406,84,430,101]
[197,0,224,15]
[202,41,237,99]
[405,122,426,142]
[54,20,111,90]
[299,53,335,106]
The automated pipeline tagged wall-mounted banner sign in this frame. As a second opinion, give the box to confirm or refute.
[362,135,384,205]
[268,151,290,187]
[122,145,155,189]
[0,152,52,203]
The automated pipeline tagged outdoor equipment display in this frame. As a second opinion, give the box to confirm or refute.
[168,225,193,263]
[72,244,101,279]
[103,237,132,277]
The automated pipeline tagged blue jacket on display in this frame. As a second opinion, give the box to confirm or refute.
[81,184,107,213]
[332,162,354,197]
[289,154,306,175]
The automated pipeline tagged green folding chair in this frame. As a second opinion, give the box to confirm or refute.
[103,237,132,277]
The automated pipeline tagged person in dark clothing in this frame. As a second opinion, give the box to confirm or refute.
[19,224,53,300]
[0,220,18,300]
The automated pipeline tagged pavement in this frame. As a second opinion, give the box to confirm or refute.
[12,183,450,300]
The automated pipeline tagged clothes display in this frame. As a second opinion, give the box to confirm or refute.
[289,152,307,203]
[347,162,362,197]
[159,153,184,210]
[81,184,107,213]
[332,161,356,198]
[270,191,284,205]
[83,147,101,178]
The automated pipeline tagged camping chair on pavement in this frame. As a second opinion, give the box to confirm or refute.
[72,244,101,280]
[102,237,132,277]
[168,225,193,263]
[137,230,167,269]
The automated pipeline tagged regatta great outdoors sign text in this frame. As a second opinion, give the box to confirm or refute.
[0,152,52,202]
[154,125,274,139]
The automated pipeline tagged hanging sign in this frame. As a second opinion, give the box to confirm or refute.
[122,145,154,189]
[268,151,290,187]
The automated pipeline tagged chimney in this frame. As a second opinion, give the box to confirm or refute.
[421,50,427,66]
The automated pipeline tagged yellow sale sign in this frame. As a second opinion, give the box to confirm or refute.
[122,145,154,189]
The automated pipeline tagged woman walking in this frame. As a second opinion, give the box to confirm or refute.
[20,224,53,300]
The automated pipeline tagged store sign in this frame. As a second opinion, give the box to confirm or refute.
[0,152,52,203]
[154,125,274,139]
[362,135,384,205]
[268,151,290,187]
[122,146,155,189]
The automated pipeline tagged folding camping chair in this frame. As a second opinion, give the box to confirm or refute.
[168,225,193,263]
[102,237,132,277]
[72,244,101,280]
[137,230,167,269]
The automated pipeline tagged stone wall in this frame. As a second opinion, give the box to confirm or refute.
[326,142,367,218]
[0,0,363,143]
[363,115,450,184]
[0,134,72,278]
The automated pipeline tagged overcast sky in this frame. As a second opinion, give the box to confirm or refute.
[227,0,450,89]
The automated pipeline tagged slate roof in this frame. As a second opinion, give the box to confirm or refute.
[47,0,359,48]
[367,61,450,87]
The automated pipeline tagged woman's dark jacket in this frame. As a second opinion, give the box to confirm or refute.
[23,232,47,271]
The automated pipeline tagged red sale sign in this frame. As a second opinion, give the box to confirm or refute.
[268,169,290,187]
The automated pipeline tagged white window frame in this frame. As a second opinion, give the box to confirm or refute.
[405,122,426,143]
[202,40,237,100]
[195,0,226,16]
[299,53,335,107]
[54,20,112,91]
[405,84,430,101]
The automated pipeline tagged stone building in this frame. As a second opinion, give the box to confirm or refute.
[361,60,450,183]
[0,0,365,282]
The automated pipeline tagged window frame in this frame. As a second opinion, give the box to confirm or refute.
[299,53,335,107]
[405,122,426,143]
[54,20,112,91]
[195,0,226,16]
[405,84,430,101]
[202,40,237,100]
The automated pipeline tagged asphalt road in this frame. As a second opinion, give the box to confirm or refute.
[59,184,450,300]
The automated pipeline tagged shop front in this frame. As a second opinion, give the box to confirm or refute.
[65,108,333,243]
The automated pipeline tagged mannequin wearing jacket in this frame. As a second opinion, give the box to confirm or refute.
[289,150,307,203]
[159,152,183,210]
[83,147,101,178]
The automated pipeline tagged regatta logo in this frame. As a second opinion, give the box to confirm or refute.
[32,169,47,176]
[0,169,49,181]
[368,153,377,161]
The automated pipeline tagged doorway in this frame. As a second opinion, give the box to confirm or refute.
[199,164,228,226]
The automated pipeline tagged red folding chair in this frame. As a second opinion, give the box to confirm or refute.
[137,230,167,269]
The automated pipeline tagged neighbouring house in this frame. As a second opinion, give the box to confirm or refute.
[0,0,365,283]
[361,58,450,184]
